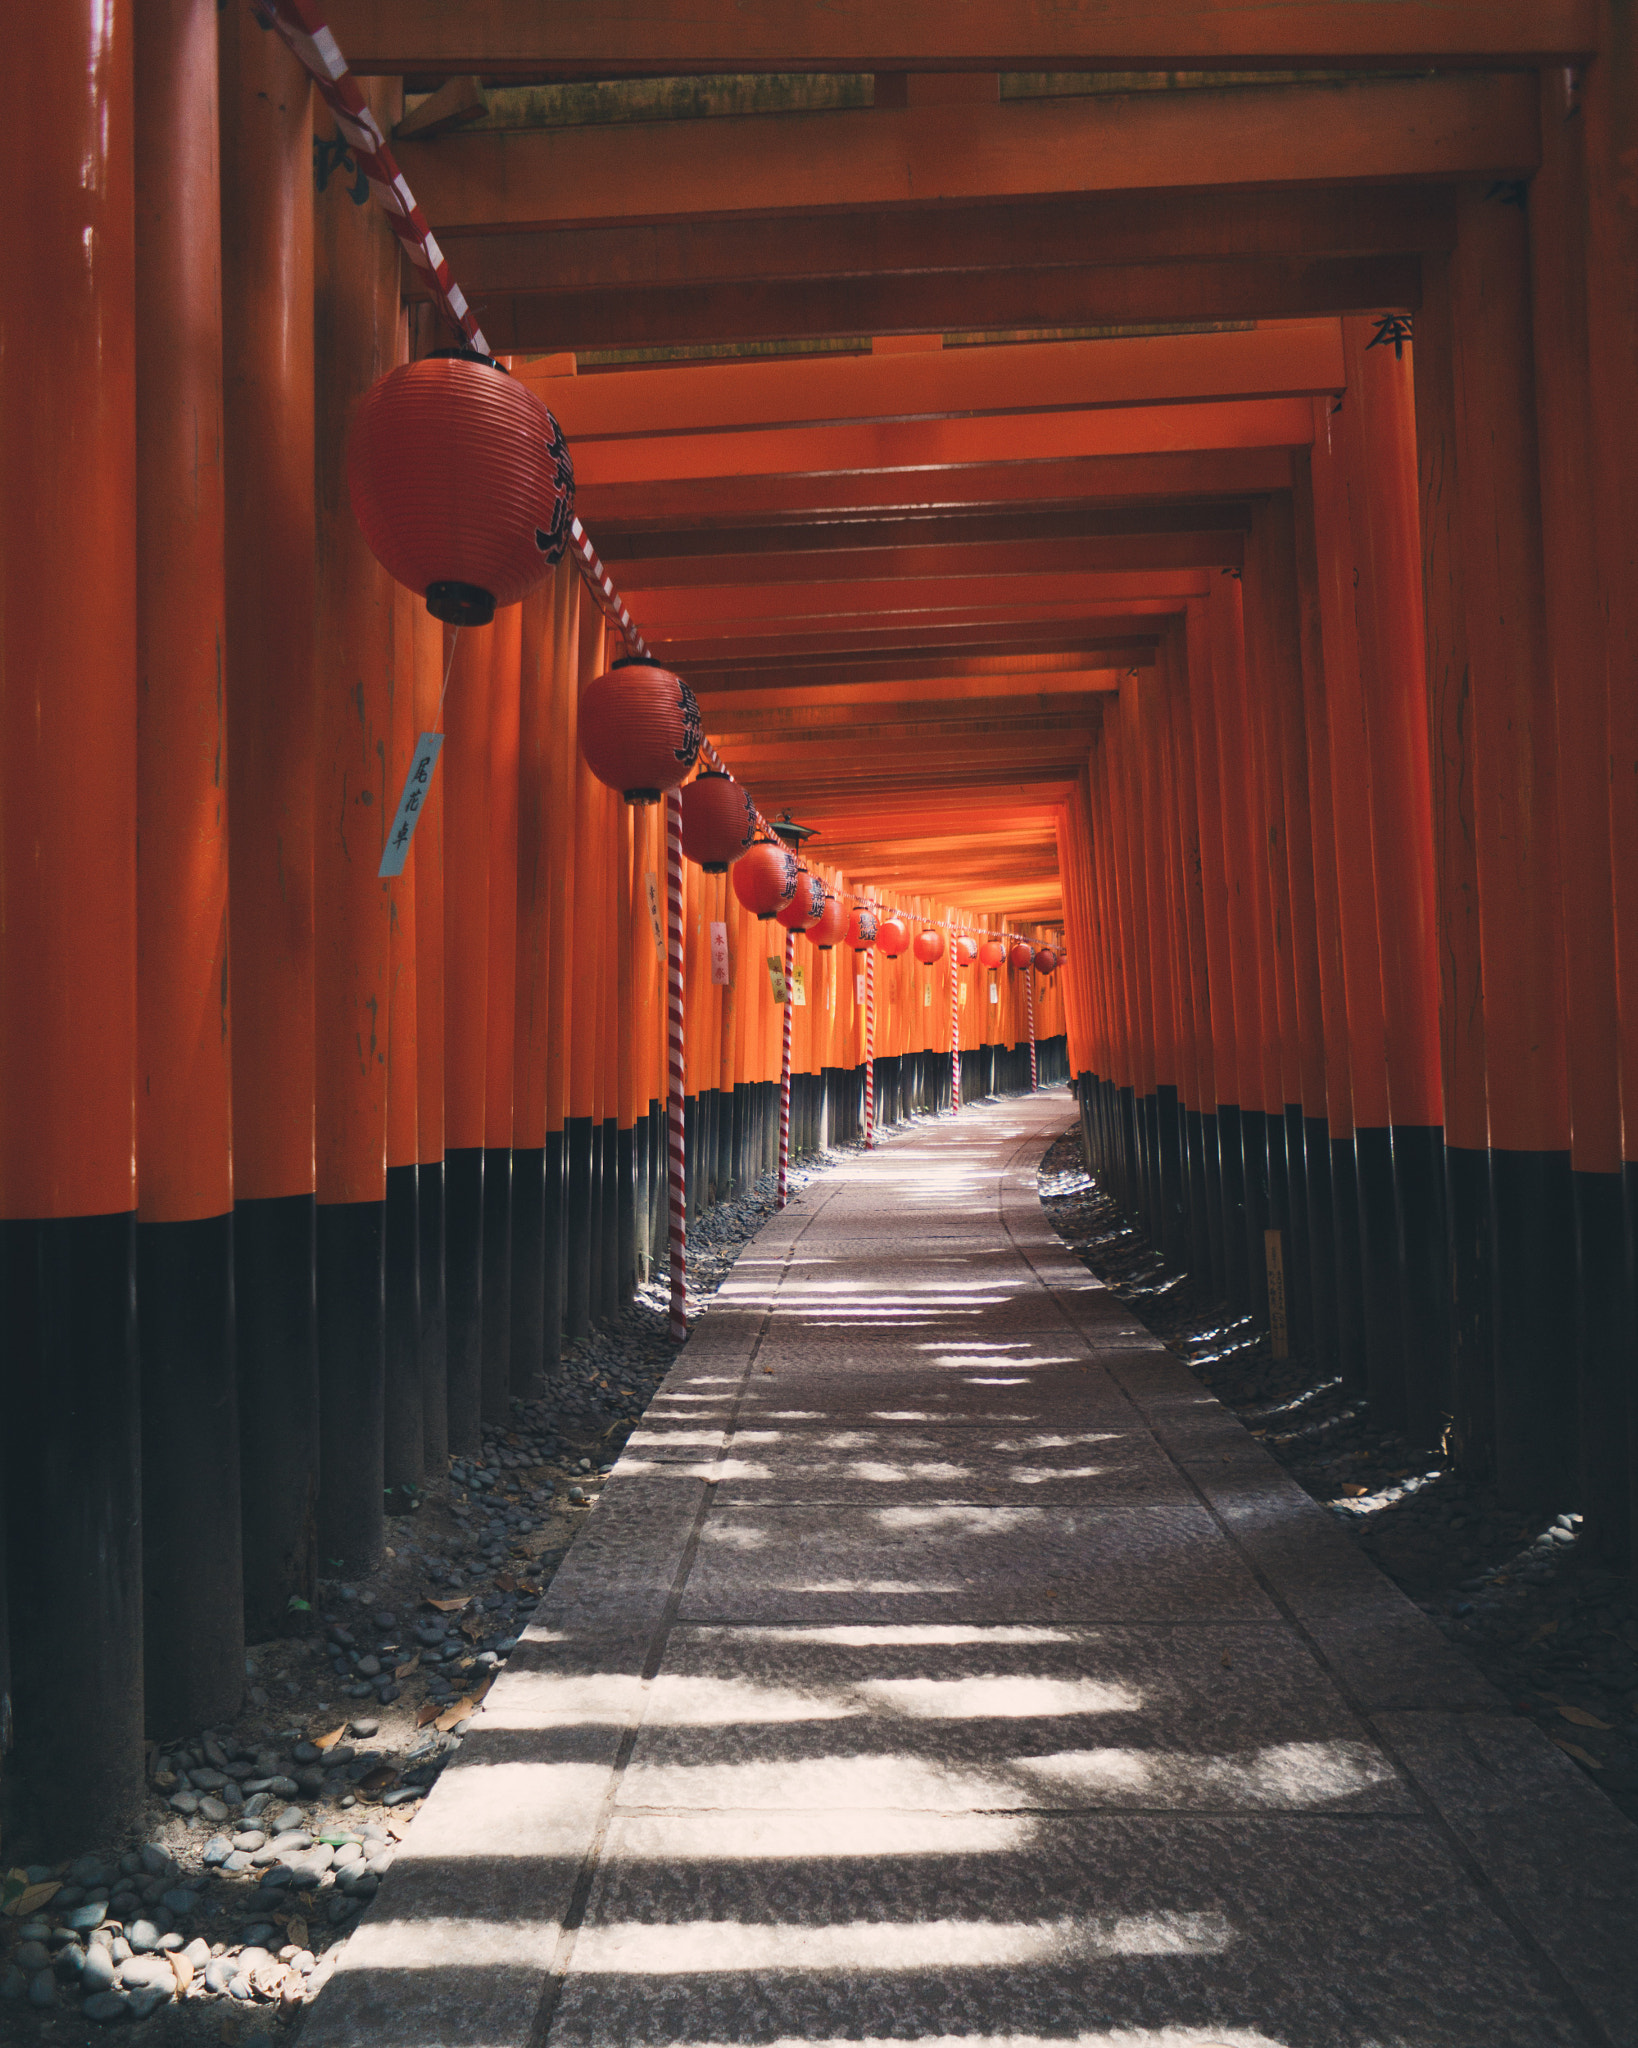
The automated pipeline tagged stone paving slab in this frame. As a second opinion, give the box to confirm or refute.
[305,1091,1638,2048]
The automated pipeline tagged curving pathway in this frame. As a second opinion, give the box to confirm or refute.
[306,1092,1638,2048]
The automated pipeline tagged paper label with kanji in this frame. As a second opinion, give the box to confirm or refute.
[379,733,444,878]
[709,920,731,985]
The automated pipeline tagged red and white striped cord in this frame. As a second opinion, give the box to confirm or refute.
[864,945,875,1149]
[1027,967,1038,1093]
[949,928,961,1117]
[665,789,687,1341]
[777,928,795,1209]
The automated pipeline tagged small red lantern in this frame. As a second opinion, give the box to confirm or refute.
[347,350,574,626]
[579,657,702,804]
[807,892,850,950]
[732,839,799,920]
[978,937,1006,969]
[776,869,826,933]
[913,928,946,965]
[877,917,910,958]
[847,904,879,951]
[1034,946,1060,975]
[681,771,757,872]
[1009,941,1035,971]
[954,935,978,969]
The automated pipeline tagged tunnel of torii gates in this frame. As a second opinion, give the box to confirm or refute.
[3,0,1638,1854]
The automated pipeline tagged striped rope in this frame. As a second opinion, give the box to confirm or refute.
[777,928,795,1209]
[949,927,961,1117]
[1027,966,1038,1093]
[864,943,875,1149]
[665,789,687,1341]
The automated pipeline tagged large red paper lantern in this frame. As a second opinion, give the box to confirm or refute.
[847,904,879,951]
[776,870,827,932]
[807,893,850,950]
[681,771,757,872]
[912,927,946,965]
[954,935,978,969]
[1034,946,1060,975]
[978,937,1006,969]
[1009,941,1035,971]
[732,839,799,919]
[579,658,702,803]
[347,350,574,626]
[877,917,910,958]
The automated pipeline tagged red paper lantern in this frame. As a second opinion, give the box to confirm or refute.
[807,892,850,950]
[877,917,910,958]
[732,839,800,920]
[681,771,757,872]
[1034,946,1060,975]
[579,658,702,804]
[978,937,1006,969]
[913,927,946,965]
[1009,941,1035,971]
[347,350,574,626]
[776,869,827,933]
[846,904,879,951]
[954,935,978,968]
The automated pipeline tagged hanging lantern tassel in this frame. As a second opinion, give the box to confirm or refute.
[778,926,795,1209]
[666,788,688,1340]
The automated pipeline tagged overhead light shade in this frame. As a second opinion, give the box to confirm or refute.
[912,927,946,965]
[680,771,757,872]
[732,839,800,920]
[954,936,978,968]
[1009,941,1035,971]
[775,869,826,932]
[1034,946,1060,975]
[846,905,879,951]
[877,917,910,958]
[978,937,1007,969]
[807,893,850,950]
[578,657,702,804]
[346,349,574,626]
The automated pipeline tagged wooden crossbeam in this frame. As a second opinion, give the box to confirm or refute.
[682,644,1156,690]
[639,572,1212,630]
[698,670,1121,712]
[395,76,1537,229]
[616,532,1242,592]
[329,1,1594,75]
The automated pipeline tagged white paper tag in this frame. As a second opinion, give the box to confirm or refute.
[923,985,931,1007]
[855,974,866,1003]
[766,954,788,1004]
[709,920,730,985]
[791,964,807,1007]
[960,982,968,1007]
[378,732,444,877]
[645,872,665,959]
[989,981,1000,1004]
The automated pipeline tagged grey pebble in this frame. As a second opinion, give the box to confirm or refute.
[140,1846,174,1878]
[233,1830,267,1851]
[128,1983,174,2018]
[15,1943,51,1973]
[0,1966,23,2003]
[161,1887,197,1914]
[204,1957,237,1994]
[65,1900,107,1931]
[273,1804,306,1833]
[28,1969,56,2007]
[168,1790,200,1814]
[125,1920,162,1953]
[80,1947,117,1995]
[82,1990,132,2023]
[202,1835,234,1868]
[198,1794,231,1822]
[116,1957,173,1991]
[349,1717,379,1738]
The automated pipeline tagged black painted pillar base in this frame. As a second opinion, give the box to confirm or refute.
[1303,1118,1338,1369]
[139,1212,244,1734]
[1,1213,144,1852]
[510,1145,545,1398]
[617,1124,637,1306]
[565,1117,593,1347]
[1394,1125,1449,1449]
[1491,1147,1577,1512]
[418,1161,448,1473]
[480,1147,512,1426]
[600,1116,619,1320]
[1572,1166,1630,1564]
[1355,1125,1406,1431]
[235,1192,318,1638]
[1282,1106,1313,1357]
[633,1115,650,1283]
[542,1130,565,1371]
[315,1199,386,1577]
[444,1148,484,1456]
[1216,1105,1249,1310]
[1446,1142,1494,1478]
[1331,1137,1367,1394]
[384,1164,422,1509]
[1242,1108,1271,1325]
[1157,1084,1186,1266]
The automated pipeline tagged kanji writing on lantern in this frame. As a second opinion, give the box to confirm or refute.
[379,731,445,878]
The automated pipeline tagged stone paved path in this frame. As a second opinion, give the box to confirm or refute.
[306,1092,1638,2048]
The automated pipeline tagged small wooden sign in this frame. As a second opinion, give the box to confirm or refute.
[766,954,787,1004]
[709,920,730,985]
[644,872,665,959]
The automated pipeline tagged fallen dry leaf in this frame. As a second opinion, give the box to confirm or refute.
[360,1766,398,1793]
[1553,1700,1611,1731]
[1552,1737,1603,1769]
[394,1653,422,1679]
[170,1951,195,1995]
[1340,1483,1368,1497]
[6,1880,61,1918]
[434,1699,475,1732]
[424,1595,470,1613]
[285,1917,308,1951]
[496,1573,517,1593]
[415,1700,442,1728]
[312,1724,348,1751]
